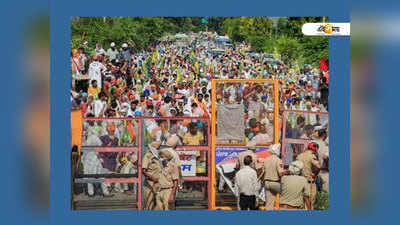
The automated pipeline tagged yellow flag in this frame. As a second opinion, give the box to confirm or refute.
[195,60,199,73]
[273,47,280,60]
[294,60,300,73]
[177,67,182,83]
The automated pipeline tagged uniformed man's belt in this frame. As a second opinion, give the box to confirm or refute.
[240,193,255,197]
[279,204,302,209]
[160,187,173,190]
[265,179,280,182]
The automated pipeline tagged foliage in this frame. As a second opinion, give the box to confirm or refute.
[71,17,179,51]
[314,191,329,210]
[222,17,273,45]
[301,36,329,66]
[71,17,328,67]
[275,37,302,63]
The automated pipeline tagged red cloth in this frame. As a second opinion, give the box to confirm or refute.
[320,58,329,71]
[324,72,329,84]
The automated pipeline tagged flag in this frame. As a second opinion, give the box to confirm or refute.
[273,47,280,60]
[261,65,265,77]
[195,60,199,74]
[320,58,329,71]
[190,50,195,60]
[294,60,300,73]
[177,67,182,83]
[152,50,159,64]
[121,126,131,144]
[190,71,194,82]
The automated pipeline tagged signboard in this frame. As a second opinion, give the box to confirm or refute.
[178,151,197,176]
[215,147,270,167]
[215,147,271,201]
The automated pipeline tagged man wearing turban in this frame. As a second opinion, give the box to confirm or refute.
[279,161,311,210]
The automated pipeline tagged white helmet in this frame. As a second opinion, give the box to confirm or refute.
[122,43,128,48]
[110,42,116,47]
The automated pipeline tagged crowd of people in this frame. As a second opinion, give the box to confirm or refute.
[71,31,328,120]
[71,31,329,210]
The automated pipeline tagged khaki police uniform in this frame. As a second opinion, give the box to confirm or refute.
[237,150,259,170]
[142,150,162,210]
[279,175,310,210]
[161,147,182,198]
[162,147,181,168]
[263,154,284,210]
[296,150,320,207]
[155,160,179,210]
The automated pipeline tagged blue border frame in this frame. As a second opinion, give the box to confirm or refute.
[50,0,349,224]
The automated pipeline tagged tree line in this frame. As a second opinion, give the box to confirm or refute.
[71,17,328,66]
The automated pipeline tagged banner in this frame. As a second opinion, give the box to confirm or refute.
[178,151,197,176]
[215,147,271,167]
[215,147,271,201]
[216,103,245,142]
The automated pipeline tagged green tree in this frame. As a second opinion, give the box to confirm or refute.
[275,37,301,63]
[71,17,328,68]
[182,17,195,32]
[301,36,329,66]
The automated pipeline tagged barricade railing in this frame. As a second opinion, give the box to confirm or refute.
[72,116,211,210]
[281,110,329,166]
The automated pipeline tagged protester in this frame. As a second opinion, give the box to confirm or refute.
[71,31,329,210]
[81,149,113,198]
[71,32,328,122]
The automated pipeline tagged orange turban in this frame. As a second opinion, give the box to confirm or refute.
[152,93,159,100]
[183,119,191,127]
[106,122,116,132]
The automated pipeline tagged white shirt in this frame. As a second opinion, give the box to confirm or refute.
[305,107,318,125]
[126,107,136,117]
[94,99,106,117]
[234,166,260,196]
[192,107,204,117]
[120,102,130,115]
[88,61,106,85]
[177,88,190,98]
[252,133,273,144]
[106,48,119,60]
[95,48,106,56]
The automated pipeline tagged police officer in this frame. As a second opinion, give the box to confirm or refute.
[161,135,183,191]
[142,141,162,210]
[279,161,311,210]
[236,141,259,170]
[155,149,179,210]
[296,142,321,209]
[263,143,287,210]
